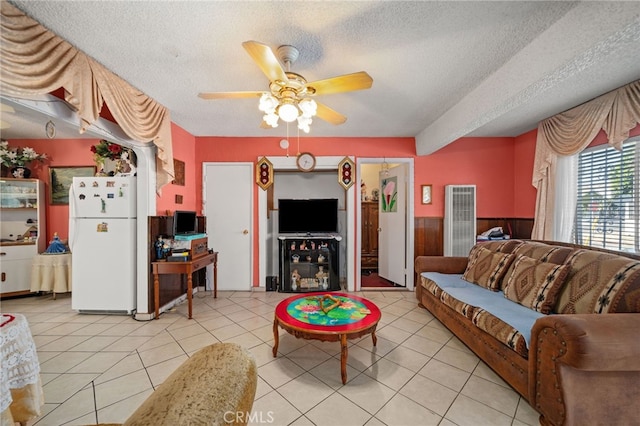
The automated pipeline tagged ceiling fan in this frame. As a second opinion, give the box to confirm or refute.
[198,40,373,133]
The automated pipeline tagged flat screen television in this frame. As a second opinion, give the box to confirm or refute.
[278,198,338,234]
[173,210,197,235]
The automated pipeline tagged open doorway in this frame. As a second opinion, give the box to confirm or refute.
[357,158,414,291]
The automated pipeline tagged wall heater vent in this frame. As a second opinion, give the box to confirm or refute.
[444,185,476,257]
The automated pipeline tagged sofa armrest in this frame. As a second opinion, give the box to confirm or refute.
[529,314,640,426]
[414,256,468,301]
[414,256,468,275]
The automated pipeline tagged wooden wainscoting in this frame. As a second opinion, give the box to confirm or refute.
[414,217,534,258]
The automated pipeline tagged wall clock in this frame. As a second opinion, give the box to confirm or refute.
[296,152,316,172]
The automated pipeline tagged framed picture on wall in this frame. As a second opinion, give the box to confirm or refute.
[49,166,96,205]
[172,159,185,186]
[421,184,432,205]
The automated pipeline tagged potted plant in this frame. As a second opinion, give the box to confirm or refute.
[90,140,123,175]
[0,140,47,178]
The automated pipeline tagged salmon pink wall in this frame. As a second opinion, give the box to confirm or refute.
[414,137,515,218]
[195,135,527,285]
[9,123,198,243]
[7,138,100,242]
[196,136,416,286]
[513,130,537,218]
[155,123,197,214]
[194,136,416,214]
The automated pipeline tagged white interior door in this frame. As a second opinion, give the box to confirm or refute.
[377,164,407,286]
[204,163,252,291]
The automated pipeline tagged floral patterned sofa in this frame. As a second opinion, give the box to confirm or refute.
[415,240,640,426]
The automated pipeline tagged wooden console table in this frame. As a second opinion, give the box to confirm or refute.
[151,251,218,319]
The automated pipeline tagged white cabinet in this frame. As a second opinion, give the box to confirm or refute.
[1,178,46,297]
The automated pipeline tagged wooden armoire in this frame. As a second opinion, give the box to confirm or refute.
[361,201,379,270]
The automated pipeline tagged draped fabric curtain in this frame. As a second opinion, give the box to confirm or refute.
[532,80,640,240]
[552,154,577,242]
[0,1,174,192]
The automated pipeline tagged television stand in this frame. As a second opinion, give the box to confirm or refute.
[278,235,340,292]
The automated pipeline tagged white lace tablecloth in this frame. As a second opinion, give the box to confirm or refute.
[0,313,43,425]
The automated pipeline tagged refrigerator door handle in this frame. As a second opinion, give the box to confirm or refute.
[69,182,77,251]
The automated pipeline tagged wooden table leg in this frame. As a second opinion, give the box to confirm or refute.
[272,316,280,357]
[153,272,160,320]
[340,334,348,384]
[372,328,377,346]
[187,273,193,319]
[213,254,218,298]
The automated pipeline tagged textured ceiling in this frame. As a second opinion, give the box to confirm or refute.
[4,1,640,154]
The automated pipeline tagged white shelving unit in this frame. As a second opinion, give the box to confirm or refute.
[0,178,46,297]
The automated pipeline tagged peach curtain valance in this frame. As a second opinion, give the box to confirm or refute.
[531,80,640,239]
[0,1,174,192]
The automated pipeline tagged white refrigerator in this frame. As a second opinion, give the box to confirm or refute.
[69,176,137,314]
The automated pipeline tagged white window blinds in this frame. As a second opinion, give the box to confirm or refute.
[573,140,639,253]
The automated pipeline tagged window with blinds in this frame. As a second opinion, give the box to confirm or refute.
[573,140,639,253]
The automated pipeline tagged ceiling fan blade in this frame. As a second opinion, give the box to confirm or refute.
[198,91,263,100]
[242,40,289,84]
[315,102,347,125]
[306,71,373,96]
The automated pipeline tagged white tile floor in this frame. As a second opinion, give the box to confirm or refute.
[2,289,541,426]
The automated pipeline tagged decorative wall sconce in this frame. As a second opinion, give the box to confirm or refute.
[256,157,274,190]
[338,156,355,190]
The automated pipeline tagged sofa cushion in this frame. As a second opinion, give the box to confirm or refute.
[421,272,544,349]
[555,250,640,314]
[421,275,443,299]
[473,239,524,254]
[503,254,570,314]
[462,246,515,291]
[440,290,476,319]
[502,242,574,289]
[472,308,529,358]
[511,242,574,265]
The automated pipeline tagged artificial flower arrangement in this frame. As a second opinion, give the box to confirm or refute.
[90,139,123,163]
[0,140,48,167]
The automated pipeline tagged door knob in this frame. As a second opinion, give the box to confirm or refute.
[243,229,249,234]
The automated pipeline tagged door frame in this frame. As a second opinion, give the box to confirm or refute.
[258,156,356,291]
[356,158,415,291]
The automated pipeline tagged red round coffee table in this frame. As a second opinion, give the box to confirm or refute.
[272,292,381,384]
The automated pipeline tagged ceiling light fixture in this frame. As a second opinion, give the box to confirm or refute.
[381,158,390,177]
[258,92,317,133]
[256,45,318,133]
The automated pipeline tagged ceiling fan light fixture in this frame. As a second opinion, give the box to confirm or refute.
[277,101,299,122]
[297,115,312,133]
[263,112,279,128]
[298,98,317,117]
[259,93,278,113]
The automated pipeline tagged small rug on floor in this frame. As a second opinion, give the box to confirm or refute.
[361,271,400,288]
